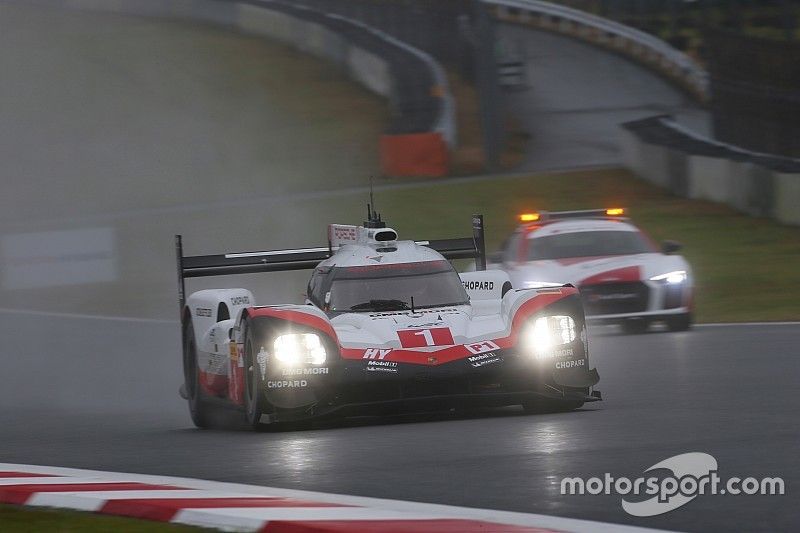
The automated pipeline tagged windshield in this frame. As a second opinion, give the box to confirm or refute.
[328,260,469,312]
[528,230,654,260]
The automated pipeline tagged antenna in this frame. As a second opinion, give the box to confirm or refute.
[363,176,386,228]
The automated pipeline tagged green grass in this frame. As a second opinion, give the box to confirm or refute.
[0,504,204,532]
[367,168,800,323]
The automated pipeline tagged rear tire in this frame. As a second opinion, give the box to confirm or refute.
[183,320,212,429]
[666,313,692,332]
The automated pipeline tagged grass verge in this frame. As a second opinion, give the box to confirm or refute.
[0,503,204,532]
[369,167,800,323]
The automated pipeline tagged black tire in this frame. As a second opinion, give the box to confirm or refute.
[666,313,692,332]
[621,318,650,334]
[243,321,269,430]
[523,399,584,414]
[183,320,212,429]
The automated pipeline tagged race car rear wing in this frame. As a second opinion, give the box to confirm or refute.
[175,214,486,310]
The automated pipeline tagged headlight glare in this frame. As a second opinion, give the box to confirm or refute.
[273,333,326,366]
[523,315,576,358]
[523,281,563,289]
[649,270,687,284]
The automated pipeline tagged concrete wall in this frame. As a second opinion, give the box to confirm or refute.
[620,118,800,226]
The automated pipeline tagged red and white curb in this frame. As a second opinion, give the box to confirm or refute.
[0,463,670,532]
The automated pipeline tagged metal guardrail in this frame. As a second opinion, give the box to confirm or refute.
[483,0,709,101]
[325,12,457,148]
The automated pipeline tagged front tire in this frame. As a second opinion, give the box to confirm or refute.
[243,321,269,430]
[183,320,212,429]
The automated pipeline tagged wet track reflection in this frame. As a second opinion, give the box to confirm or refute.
[1,311,797,531]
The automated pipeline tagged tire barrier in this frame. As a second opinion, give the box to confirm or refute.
[484,0,709,102]
[50,0,456,177]
[620,116,800,227]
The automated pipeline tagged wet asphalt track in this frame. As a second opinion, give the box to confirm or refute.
[0,312,797,532]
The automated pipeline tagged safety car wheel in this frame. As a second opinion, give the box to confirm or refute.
[621,318,650,334]
[183,320,212,429]
[666,312,692,332]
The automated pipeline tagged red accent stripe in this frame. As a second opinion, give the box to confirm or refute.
[261,519,557,533]
[0,482,183,505]
[579,266,641,285]
[0,472,55,478]
[198,369,228,396]
[248,308,338,342]
[340,289,576,365]
[101,497,348,522]
[553,255,611,266]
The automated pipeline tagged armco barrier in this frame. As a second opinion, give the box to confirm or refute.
[621,116,800,226]
[485,0,709,102]
[49,0,455,177]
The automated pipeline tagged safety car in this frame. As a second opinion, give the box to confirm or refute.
[490,209,693,333]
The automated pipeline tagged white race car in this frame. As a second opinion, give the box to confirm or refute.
[175,212,601,429]
[490,209,693,333]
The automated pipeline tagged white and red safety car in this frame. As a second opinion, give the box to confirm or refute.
[175,211,601,429]
[490,209,693,333]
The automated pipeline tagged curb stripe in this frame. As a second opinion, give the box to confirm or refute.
[101,497,347,522]
[0,472,54,478]
[0,482,182,505]
[0,463,671,532]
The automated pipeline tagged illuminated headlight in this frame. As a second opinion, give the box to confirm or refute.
[523,281,563,289]
[649,270,687,284]
[273,333,327,366]
[523,315,576,358]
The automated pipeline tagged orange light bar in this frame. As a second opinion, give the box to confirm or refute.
[519,213,540,222]
[606,208,625,216]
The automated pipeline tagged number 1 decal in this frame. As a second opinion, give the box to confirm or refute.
[414,329,435,346]
[397,328,455,348]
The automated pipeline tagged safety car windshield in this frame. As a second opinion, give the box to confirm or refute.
[529,230,654,260]
[328,260,469,312]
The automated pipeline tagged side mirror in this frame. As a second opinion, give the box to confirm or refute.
[662,240,682,255]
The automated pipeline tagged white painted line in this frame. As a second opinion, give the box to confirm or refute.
[694,321,800,327]
[0,307,176,325]
[0,463,671,533]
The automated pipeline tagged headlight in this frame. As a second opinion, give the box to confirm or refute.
[273,333,326,366]
[522,315,576,358]
[649,270,687,284]
[523,281,563,289]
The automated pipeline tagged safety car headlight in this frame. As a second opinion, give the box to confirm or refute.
[523,281,563,289]
[649,270,687,284]
[523,315,576,358]
[273,333,326,366]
